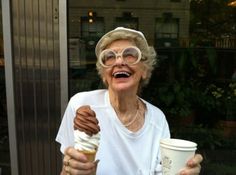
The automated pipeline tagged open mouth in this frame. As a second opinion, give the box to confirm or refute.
[112,71,131,78]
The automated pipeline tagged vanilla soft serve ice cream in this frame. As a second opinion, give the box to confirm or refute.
[74,130,100,152]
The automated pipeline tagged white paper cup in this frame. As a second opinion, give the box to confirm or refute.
[160,138,197,175]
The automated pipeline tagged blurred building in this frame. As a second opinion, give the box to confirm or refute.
[68,0,190,65]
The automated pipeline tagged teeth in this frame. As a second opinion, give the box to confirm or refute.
[113,71,131,78]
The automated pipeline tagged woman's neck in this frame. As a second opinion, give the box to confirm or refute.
[108,89,146,132]
[109,89,138,113]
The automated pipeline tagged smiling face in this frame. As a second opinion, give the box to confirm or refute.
[100,39,148,94]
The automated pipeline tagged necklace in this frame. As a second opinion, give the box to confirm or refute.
[114,99,145,131]
[113,99,141,127]
[124,105,140,127]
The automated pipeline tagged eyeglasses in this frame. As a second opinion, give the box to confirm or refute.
[99,46,142,68]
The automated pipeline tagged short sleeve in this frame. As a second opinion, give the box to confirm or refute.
[55,100,75,154]
[162,118,171,139]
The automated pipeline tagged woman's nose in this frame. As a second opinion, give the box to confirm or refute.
[115,55,125,65]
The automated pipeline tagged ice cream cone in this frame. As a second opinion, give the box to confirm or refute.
[79,150,97,162]
[79,150,98,175]
[74,106,100,175]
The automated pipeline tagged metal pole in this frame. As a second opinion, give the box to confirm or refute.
[1,0,19,174]
[59,0,68,116]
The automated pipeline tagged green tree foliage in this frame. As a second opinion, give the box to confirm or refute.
[190,0,236,41]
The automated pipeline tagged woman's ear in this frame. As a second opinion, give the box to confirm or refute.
[102,77,106,83]
[102,77,108,87]
[141,68,148,80]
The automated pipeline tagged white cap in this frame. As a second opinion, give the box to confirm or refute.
[95,27,149,57]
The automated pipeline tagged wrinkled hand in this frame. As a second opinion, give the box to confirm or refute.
[61,146,98,175]
[179,154,203,175]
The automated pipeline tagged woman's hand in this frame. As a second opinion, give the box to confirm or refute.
[61,146,97,175]
[179,154,203,175]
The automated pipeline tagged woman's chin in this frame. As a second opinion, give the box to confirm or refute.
[110,83,137,93]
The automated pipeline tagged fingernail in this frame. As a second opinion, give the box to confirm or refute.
[188,160,194,167]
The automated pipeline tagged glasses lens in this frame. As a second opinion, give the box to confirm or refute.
[122,47,140,64]
[101,50,116,66]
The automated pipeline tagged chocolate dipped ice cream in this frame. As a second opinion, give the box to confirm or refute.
[74,105,100,162]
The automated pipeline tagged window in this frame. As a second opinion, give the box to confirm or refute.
[115,12,138,29]
[155,18,179,39]
[81,17,104,38]
[155,17,179,47]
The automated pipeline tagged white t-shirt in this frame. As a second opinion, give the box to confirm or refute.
[56,89,170,175]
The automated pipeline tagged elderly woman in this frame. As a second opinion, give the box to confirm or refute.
[56,27,203,175]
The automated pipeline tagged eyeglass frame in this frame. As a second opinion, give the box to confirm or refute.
[98,46,142,68]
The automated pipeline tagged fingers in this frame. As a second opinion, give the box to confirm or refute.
[65,147,87,162]
[179,154,203,175]
[179,164,201,175]
[63,147,97,175]
[64,164,95,175]
[187,154,203,168]
[67,157,95,170]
